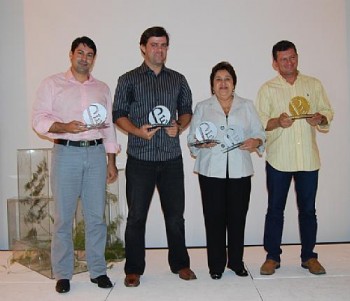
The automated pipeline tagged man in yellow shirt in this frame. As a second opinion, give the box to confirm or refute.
[256,40,334,276]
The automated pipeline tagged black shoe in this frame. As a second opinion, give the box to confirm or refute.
[90,275,113,288]
[233,267,248,277]
[210,273,222,280]
[55,279,70,293]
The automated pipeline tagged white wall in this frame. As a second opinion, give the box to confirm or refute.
[1,0,349,249]
[0,0,27,249]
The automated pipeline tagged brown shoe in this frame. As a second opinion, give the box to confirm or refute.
[177,268,197,280]
[301,258,326,275]
[124,274,140,287]
[260,259,280,275]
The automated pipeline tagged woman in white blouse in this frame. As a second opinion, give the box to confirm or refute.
[187,61,265,280]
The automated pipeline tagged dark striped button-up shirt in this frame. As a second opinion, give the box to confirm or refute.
[113,63,192,161]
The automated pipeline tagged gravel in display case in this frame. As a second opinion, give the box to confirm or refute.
[7,148,124,279]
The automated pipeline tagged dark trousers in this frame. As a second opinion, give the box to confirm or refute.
[198,174,251,274]
[124,156,190,275]
[263,162,318,263]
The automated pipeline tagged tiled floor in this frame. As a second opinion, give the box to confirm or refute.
[0,244,349,301]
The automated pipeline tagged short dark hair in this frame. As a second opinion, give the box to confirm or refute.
[139,26,170,46]
[272,40,297,60]
[71,36,97,56]
[210,61,237,94]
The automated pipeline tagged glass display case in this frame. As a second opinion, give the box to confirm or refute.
[7,148,125,279]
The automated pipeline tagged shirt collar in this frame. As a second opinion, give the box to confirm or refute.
[64,69,95,83]
[139,61,168,75]
[277,70,300,85]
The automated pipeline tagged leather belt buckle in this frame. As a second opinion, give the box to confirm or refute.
[79,140,90,147]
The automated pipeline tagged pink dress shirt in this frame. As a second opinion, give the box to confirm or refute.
[32,69,120,154]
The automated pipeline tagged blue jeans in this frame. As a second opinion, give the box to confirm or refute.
[124,156,190,275]
[263,162,318,263]
[51,144,107,280]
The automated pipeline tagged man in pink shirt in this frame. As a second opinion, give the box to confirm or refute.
[32,36,119,293]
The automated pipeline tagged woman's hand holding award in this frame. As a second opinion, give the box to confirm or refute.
[189,121,220,147]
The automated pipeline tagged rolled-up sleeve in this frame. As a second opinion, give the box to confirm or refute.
[32,78,62,137]
[255,85,271,130]
[102,88,121,154]
[177,75,193,116]
[113,75,131,122]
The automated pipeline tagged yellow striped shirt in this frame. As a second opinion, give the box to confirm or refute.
[256,73,334,172]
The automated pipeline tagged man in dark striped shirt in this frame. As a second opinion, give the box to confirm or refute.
[113,26,196,287]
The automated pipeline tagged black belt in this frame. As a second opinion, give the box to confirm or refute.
[54,139,103,147]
